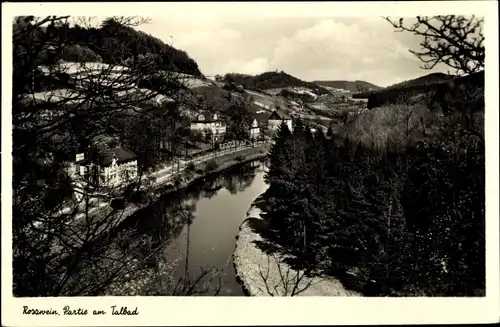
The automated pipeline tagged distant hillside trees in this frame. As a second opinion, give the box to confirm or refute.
[222,82,245,93]
[313,80,381,92]
[360,71,484,110]
[35,17,201,76]
[223,71,330,95]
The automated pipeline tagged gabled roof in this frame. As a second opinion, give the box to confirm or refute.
[255,111,271,124]
[269,110,291,120]
[76,146,137,167]
[192,110,221,123]
[243,116,258,126]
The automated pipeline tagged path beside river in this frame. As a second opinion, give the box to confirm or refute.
[233,197,361,296]
[53,147,270,253]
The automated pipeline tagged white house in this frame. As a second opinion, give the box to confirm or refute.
[74,146,138,188]
[190,111,227,142]
[245,117,260,139]
[268,110,293,131]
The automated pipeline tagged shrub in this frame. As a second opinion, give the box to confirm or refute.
[123,183,139,200]
[186,162,195,172]
[205,159,218,172]
[263,95,485,296]
[110,197,126,210]
[130,190,148,204]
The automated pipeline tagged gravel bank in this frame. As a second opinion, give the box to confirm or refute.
[233,201,361,296]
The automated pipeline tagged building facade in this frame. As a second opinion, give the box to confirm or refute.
[268,110,293,131]
[74,147,138,188]
[247,117,260,139]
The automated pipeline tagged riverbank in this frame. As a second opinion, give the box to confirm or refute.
[56,146,269,252]
[151,146,269,196]
[103,151,270,296]
[233,196,360,296]
[104,147,269,232]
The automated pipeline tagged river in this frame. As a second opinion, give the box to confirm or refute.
[116,159,269,296]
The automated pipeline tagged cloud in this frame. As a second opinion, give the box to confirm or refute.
[225,57,271,75]
[268,18,421,84]
[137,16,447,86]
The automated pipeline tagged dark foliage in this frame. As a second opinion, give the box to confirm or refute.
[111,198,126,210]
[205,159,219,172]
[11,16,206,297]
[263,97,485,296]
[356,71,484,110]
[30,17,201,76]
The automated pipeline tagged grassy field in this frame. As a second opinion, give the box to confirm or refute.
[246,90,290,111]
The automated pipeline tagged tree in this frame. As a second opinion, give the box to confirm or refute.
[60,44,102,62]
[227,119,250,140]
[385,16,484,75]
[204,130,214,144]
[190,130,203,144]
[326,126,334,138]
[12,16,217,297]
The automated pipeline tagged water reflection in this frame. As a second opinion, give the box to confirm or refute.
[118,159,269,296]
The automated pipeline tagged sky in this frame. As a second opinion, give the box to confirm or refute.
[134,15,450,88]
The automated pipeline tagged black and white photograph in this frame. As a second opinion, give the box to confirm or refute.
[2,1,499,326]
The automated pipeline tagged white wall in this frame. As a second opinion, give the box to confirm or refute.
[77,159,138,188]
[104,159,138,187]
[269,119,292,131]
[190,121,227,140]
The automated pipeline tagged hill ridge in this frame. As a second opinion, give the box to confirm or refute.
[312,80,381,92]
[223,71,330,95]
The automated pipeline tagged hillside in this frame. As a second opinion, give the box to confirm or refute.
[222,71,331,95]
[36,17,202,76]
[353,72,458,99]
[385,72,456,90]
[352,71,484,109]
[313,80,381,92]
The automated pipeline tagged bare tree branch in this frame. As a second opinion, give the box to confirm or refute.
[384,16,484,75]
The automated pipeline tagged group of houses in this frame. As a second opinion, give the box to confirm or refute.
[69,108,292,189]
[32,61,296,191]
[68,108,292,190]
[188,109,292,143]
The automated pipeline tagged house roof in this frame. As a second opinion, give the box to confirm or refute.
[243,116,258,126]
[192,110,220,123]
[92,134,118,148]
[269,110,291,120]
[255,112,271,123]
[76,146,137,167]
